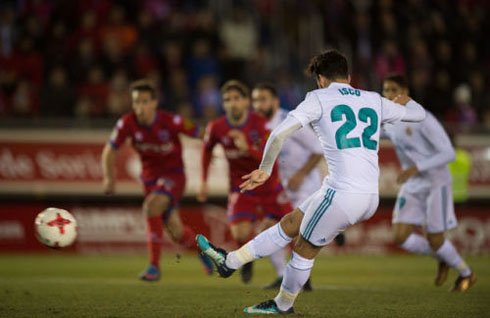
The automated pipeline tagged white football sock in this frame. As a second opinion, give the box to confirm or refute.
[269,248,286,277]
[400,233,433,255]
[435,240,472,277]
[226,223,292,270]
[274,252,314,311]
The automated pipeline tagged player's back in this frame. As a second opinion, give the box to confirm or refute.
[304,83,384,194]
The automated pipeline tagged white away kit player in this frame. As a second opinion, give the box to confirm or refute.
[196,50,426,314]
[381,74,475,292]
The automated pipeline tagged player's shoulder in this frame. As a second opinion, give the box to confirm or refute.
[116,112,136,128]
[208,115,227,130]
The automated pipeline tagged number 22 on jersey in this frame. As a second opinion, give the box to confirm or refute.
[331,104,378,150]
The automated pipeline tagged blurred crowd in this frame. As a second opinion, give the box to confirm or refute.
[0,0,489,129]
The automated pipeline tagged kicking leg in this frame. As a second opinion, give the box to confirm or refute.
[196,209,303,278]
[258,217,286,287]
[243,235,320,314]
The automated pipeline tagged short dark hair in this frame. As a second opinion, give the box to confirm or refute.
[253,83,278,97]
[130,79,157,99]
[384,74,409,89]
[306,49,349,80]
[221,79,250,97]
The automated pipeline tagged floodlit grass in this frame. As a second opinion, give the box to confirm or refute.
[0,253,488,317]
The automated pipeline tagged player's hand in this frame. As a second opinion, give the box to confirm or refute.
[393,95,412,106]
[103,177,115,195]
[197,183,208,202]
[287,171,306,191]
[239,169,270,193]
[397,166,419,184]
[228,129,249,152]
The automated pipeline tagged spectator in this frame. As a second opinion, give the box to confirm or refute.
[77,65,108,117]
[11,79,37,116]
[446,84,477,130]
[106,69,130,117]
[40,67,75,117]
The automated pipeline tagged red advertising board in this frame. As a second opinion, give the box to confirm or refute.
[1,203,489,255]
[1,129,489,198]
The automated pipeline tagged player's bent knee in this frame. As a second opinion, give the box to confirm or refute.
[392,223,413,246]
[230,222,253,243]
[427,233,444,250]
[143,194,170,217]
[165,213,183,241]
[293,236,321,260]
[393,232,409,246]
[279,209,303,238]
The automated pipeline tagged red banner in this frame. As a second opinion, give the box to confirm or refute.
[1,203,489,255]
[1,130,489,198]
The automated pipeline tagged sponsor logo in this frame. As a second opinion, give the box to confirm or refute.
[158,130,170,141]
[135,132,143,142]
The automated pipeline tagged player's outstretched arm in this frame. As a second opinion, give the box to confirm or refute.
[239,169,270,192]
[381,95,426,124]
[101,143,117,195]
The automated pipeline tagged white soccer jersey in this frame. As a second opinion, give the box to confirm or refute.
[381,111,455,193]
[289,83,410,194]
[267,108,322,201]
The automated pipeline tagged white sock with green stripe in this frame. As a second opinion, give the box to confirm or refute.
[274,252,314,311]
[435,240,472,277]
[400,233,433,255]
[226,223,292,270]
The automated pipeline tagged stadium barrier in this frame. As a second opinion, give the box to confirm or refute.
[0,129,489,254]
[0,202,489,254]
[1,129,489,198]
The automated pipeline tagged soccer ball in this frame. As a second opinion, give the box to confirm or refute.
[34,208,78,249]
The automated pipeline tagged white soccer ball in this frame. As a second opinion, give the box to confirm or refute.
[34,208,78,249]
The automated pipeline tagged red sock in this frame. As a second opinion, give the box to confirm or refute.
[178,226,198,251]
[146,216,163,268]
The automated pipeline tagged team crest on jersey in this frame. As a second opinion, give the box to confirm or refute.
[277,191,290,204]
[135,131,144,141]
[405,127,412,136]
[248,130,259,143]
[221,136,231,145]
[157,177,174,189]
[158,129,170,141]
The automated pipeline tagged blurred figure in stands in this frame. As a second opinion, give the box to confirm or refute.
[40,66,75,117]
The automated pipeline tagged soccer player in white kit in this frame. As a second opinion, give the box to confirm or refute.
[382,74,476,292]
[196,50,426,314]
[252,83,323,290]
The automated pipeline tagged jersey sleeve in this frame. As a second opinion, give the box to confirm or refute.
[290,125,322,154]
[201,122,217,182]
[288,92,323,127]
[259,115,302,175]
[416,114,456,172]
[379,96,406,124]
[109,117,131,149]
[171,114,199,138]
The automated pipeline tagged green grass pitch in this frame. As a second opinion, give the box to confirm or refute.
[0,253,488,317]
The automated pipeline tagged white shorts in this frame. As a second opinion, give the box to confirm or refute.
[298,186,379,246]
[286,188,312,208]
[392,183,457,233]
